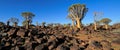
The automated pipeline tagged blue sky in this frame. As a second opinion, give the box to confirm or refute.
[0,0,120,26]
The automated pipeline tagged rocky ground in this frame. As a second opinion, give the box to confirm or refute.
[0,25,120,50]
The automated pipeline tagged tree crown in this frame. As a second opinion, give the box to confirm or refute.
[100,18,112,24]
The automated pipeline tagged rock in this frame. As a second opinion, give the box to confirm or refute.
[48,40,57,50]
[30,29,38,36]
[70,39,80,45]
[7,29,16,36]
[101,40,112,50]
[87,40,102,50]
[48,45,54,50]
[15,46,19,50]
[17,29,25,38]
[57,38,65,45]
[56,34,65,39]
[48,35,57,42]
[24,37,33,50]
[35,44,48,50]
[12,39,17,45]
[35,38,42,44]
[5,42,10,46]
[56,44,70,50]
[112,38,120,45]
[16,38,25,45]
[70,45,80,50]
[25,42,33,50]
[1,33,7,37]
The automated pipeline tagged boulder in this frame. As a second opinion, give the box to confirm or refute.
[101,40,112,50]
[48,35,57,42]
[17,29,26,38]
[70,45,81,50]
[7,29,16,36]
[87,40,102,50]
[35,44,48,50]
[56,44,70,50]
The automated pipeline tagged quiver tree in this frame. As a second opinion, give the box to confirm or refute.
[42,22,46,27]
[94,21,100,30]
[8,17,19,27]
[68,4,88,30]
[47,23,54,27]
[21,12,35,29]
[93,12,103,30]
[6,21,10,26]
[100,18,111,29]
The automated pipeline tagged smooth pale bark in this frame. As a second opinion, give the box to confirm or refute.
[79,21,82,30]
[26,16,30,29]
[105,24,108,29]
[94,22,97,30]
[76,19,82,30]
[26,20,29,29]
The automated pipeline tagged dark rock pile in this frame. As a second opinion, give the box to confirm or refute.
[0,25,117,50]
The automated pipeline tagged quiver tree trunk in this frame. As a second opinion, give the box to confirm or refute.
[42,22,46,28]
[94,22,97,30]
[13,22,17,27]
[76,19,82,30]
[105,24,108,30]
[26,20,29,29]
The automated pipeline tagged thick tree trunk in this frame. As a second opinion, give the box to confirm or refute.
[105,24,108,30]
[76,19,82,30]
[13,23,17,27]
[94,22,97,30]
[26,21,29,29]
[79,21,82,30]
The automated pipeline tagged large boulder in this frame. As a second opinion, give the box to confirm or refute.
[17,29,26,38]
[101,40,112,50]
[48,39,58,50]
[48,35,57,42]
[24,42,33,50]
[7,28,16,36]
[87,40,102,50]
